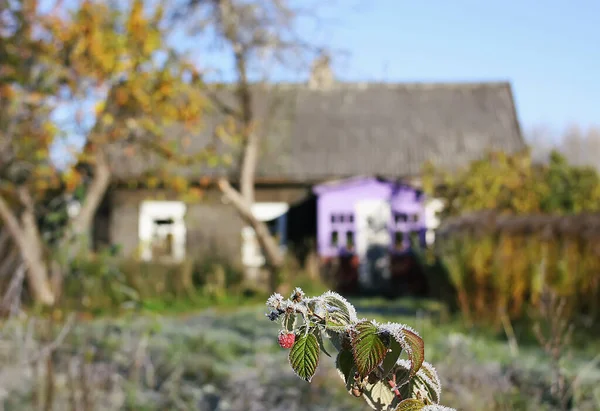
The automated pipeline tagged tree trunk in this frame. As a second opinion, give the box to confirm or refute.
[60,150,111,256]
[21,250,55,306]
[218,178,283,290]
[214,0,285,290]
[218,178,283,267]
[0,193,55,306]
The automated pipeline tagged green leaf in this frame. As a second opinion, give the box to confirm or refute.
[380,335,403,380]
[312,327,331,357]
[393,360,442,406]
[351,321,388,377]
[283,313,296,332]
[417,362,442,404]
[326,329,344,350]
[322,291,357,326]
[395,399,427,411]
[289,332,320,382]
[402,328,425,377]
[334,349,355,384]
[363,379,398,411]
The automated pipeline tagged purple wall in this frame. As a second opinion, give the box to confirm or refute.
[313,177,426,257]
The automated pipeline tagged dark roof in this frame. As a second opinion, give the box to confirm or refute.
[109,81,526,183]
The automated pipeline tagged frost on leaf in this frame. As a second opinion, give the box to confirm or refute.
[264,288,453,410]
[322,291,358,326]
[401,327,425,377]
[350,321,389,378]
[290,287,305,302]
[283,312,296,332]
[394,398,428,411]
[380,322,425,378]
[392,360,442,406]
[362,379,397,411]
[266,293,284,310]
[288,332,320,382]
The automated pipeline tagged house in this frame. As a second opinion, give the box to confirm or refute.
[313,176,427,258]
[312,176,428,294]
[93,66,526,279]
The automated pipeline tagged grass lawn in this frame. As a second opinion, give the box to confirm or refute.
[1,296,599,410]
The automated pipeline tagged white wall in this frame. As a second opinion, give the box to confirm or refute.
[424,198,445,245]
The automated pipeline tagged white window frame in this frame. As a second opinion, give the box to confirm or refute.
[138,201,187,262]
[425,198,445,245]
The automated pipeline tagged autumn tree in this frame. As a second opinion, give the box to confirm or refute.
[172,0,335,290]
[424,149,600,219]
[0,0,207,306]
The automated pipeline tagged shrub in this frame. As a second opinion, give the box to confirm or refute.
[436,211,600,328]
[62,250,139,312]
[265,288,455,410]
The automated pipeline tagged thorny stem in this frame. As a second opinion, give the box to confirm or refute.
[388,374,402,398]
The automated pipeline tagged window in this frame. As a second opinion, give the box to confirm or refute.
[139,201,186,262]
[151,218,175,258]
[346,230,354,248]
[394,213,408,224]
[331,231,339,246]
[411,213,419,223]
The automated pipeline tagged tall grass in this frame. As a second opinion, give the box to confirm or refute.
[436,211,600,329]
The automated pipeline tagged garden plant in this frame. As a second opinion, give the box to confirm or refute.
[266,288,456,411]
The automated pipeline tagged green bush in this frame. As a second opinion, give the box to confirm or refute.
[61,249,139,313]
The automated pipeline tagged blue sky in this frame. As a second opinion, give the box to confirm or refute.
[308,0,599,136]
[50,0,599,165]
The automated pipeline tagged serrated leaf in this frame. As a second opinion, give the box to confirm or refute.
[326,321,350,331]
[351,321,388,377]
[363,379,398,411]
[335,349,355,384]
[312,327,331,357]
[322,291,357,326]
[417,362,442,404]
[422,406,456,411]
[289,333,319,382]
[380,336,403,380]
[393,360,441,405]
[326,329,344,350]
[402,328,425,377]
[395,398,426,411]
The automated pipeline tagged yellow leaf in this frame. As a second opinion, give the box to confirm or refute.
[102,113,114,125]
[94,101,106,115]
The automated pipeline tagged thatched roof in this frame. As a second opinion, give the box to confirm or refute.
[108,81,525,184]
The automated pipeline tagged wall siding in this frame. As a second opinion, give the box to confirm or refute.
[106,185,310,264]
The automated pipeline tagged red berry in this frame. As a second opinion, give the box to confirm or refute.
[278,331,296,349]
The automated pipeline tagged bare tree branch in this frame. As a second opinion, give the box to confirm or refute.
[218,178,283,268]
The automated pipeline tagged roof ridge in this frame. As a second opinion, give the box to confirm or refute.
[206,80,512,91]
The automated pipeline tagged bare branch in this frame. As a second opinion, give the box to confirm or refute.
[218,178,283,267]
